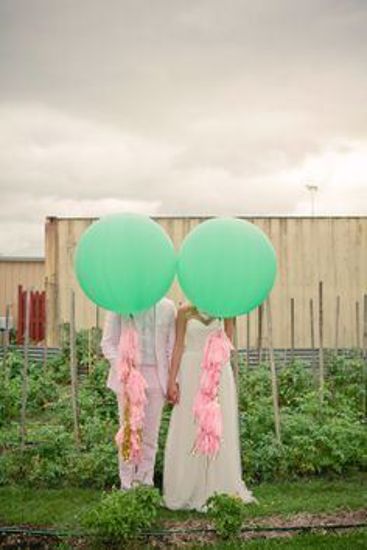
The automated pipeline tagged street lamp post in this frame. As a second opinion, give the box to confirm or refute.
[306,184,318,216]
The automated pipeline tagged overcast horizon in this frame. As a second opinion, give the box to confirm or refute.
[1,0,366,256]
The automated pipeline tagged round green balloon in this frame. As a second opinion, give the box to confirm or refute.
[177,218,277,318]
[74,213,176,315]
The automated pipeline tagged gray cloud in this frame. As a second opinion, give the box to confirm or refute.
[0,0,366,255]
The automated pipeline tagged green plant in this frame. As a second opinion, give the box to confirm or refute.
[82,485,161,543]
[207,493,246,539]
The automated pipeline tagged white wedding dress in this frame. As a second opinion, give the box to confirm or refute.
[163,317,255,511]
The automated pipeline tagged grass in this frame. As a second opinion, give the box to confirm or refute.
[0,487,100,527]
[160,473,367,521]
[0,474,366,528]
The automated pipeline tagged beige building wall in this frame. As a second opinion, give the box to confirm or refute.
[0,257,45,328]
[45,216,367,349]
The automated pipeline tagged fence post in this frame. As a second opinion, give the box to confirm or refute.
[95,305,101,360]
[70,290,81,447]
[363,294,367,418]
[265,297,281,444]
[309,298,316,382]
[290,298,295,361]
[96,306,100,330]
[88,327,92,374]
[335,295,340,351]
[232,317,239,390]
[318,281,324,404]
[42,289,48,370]
[257,304,263,364]
[246,314,250,368]
[20,290,31,452]
[356,301,361,350]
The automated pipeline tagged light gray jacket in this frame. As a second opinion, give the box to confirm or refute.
[101,298,176,395]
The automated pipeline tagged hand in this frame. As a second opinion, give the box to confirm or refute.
[167,380,180,405]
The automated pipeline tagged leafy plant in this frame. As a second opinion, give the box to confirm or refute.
[82,485,161,543]
[207,493,246,539]
[1,335,366,489]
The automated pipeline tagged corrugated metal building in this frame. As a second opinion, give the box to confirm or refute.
[0,257,45,329]
[44,216,367,349]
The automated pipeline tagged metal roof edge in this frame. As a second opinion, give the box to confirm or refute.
[0,257,45,262]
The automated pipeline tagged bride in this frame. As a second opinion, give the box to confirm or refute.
[163,304,256,511]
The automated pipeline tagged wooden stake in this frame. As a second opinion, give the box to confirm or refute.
[310,298,316,382]
[70,290,81,447]
[257,304,263,364]
[232,317,240,390]
[318,281,324,404]
[20,291,31,452]
[290,298,295,361]
[265,298,281,444]
[88,328,92,374]
[2,304,10,374]
[42,290,48,370]
[96,306,100,330]
[335,295,340,351]
[356,301,361,350]
[95,306,100,359]
[363,294,367,418]
[246,314,250,368]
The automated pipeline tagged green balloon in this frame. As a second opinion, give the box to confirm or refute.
[74,213,176,315]
[177,218,277,318]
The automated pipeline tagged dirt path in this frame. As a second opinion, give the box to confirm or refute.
[153,509,367,547]
[1,509,366,549]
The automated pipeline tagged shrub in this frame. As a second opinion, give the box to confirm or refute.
[1,342,366,489]
[207,493,246,539]
[82,485,161,543]
[66,444,118,489]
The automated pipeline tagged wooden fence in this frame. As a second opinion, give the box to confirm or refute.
[16,285,46,344]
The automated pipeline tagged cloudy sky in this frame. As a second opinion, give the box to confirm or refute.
[0,0,366,256]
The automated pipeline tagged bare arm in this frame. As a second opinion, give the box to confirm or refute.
[166,302,177,364]
[167,307,188,403]
[224,317,235,342]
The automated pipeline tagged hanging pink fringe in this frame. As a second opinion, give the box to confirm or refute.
[193,328,233,457]
[114,321,147,464]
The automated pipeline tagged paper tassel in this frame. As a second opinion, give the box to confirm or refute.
[115,322,147,464]
[193,327,233,457]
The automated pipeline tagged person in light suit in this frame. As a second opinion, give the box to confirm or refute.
[101,297,176,490]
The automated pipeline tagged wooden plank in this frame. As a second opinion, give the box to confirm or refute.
[36,291,41,342]
[2,304,11,376]
[46,217,367,349]
[40,291,46,342]
[29,290,35,341]
[17,285,23,345]
[45,218,59,347]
